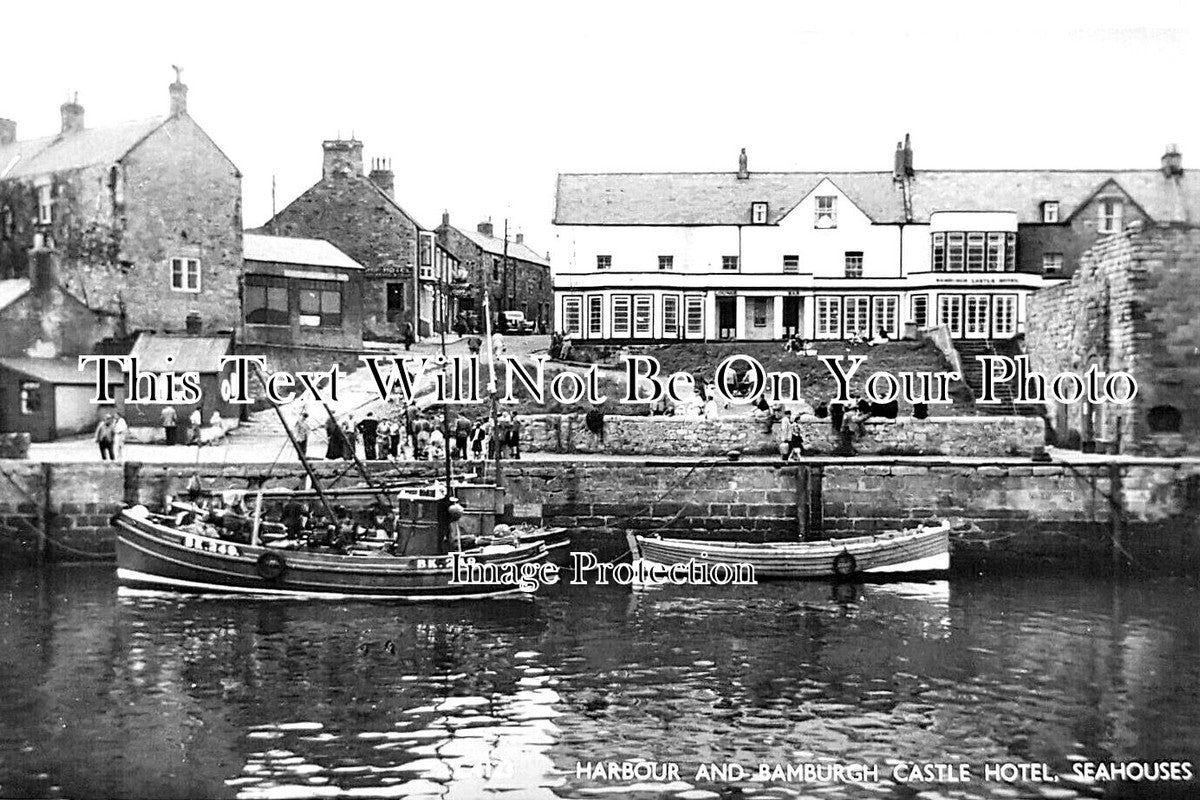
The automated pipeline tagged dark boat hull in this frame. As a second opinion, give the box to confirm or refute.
[115,509,546,600]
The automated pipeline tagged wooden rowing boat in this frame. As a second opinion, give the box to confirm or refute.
[115,505,547,600]
[628,521,951,580]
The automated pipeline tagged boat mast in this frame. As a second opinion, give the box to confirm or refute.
[254,365,338,522]
[482,271,500,486]
[438,252,454,517]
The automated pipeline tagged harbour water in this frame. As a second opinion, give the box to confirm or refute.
[1,566,1197,799]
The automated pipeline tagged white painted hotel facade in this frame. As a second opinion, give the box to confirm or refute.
[551,141,1196,342]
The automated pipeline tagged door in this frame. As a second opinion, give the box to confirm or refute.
[717,298,736,340]
[386,283,405,323]
[938,295,963,338]
[783,297,802,337]
[964,294,990,339]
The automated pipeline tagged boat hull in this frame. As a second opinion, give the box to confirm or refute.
[115,509,546,600]
[632,522,951,580]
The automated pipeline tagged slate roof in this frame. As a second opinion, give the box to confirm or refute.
[555,169,1199,226]
[127,332,232,374]
[454,227,551,267]
[243,233,365,270]
[0,278,31,312]
[0,117,166,180]
[0,356,97,384]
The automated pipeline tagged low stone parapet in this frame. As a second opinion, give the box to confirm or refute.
[519,414,1045,458]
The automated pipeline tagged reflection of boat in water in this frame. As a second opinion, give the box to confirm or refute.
[628,521,951,580]
[115,504,548,600]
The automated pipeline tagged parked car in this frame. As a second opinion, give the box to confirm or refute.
[500,311,536,334]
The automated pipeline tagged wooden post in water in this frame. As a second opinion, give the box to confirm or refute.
[1108,462,1126,573]
[794,464,809,541]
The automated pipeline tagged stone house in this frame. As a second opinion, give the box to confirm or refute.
[436,214,551,332]
[1026,223,1200,456]
[261,141,458,341]
[0,72,243,336]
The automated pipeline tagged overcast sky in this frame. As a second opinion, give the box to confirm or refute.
[2,1,1196,256]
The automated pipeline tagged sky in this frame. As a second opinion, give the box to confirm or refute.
[2,1,1197,257]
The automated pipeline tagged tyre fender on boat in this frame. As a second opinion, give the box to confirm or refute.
[257,551,287,582]
[832,549,858,577]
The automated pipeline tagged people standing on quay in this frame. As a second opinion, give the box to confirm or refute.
[113,411,128,460]
[341,417,358,460]
[325,413,343,460]
[496,411,514,458]
[188,407,203,445]
[293,409,310,457]
[454,413,472,460]
[161,405,177,446]
[357,412,379,460]
[375,418,392,460]
[95,411,117,461]
[402,321,415,351]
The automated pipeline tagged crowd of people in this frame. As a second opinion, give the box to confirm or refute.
[296,403,524,464]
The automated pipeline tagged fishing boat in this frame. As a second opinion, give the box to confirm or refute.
[115,504,547,600]
[627,520,951,581]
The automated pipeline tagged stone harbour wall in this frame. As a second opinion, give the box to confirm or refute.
[2,457,1198,573]
[519,414,1045,458]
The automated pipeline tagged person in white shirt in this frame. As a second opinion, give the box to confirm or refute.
[113,412,129,459]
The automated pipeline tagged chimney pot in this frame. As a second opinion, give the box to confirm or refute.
[169,79,188,116]
[0,118,15,146]
[30,248,57,295]
[185,312,202,334]
[441,210,450,228]
[322,138,364,179]
[477,221,494,237]
[515,233,524,245]
[368,155,395,198]
[60,96,84,134]
[737,148,749,180]
[1162,144,1184,177]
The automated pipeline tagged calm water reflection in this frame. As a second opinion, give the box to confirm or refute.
[0,566,1197,799]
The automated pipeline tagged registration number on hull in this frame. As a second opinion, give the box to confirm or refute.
[181,534,241,557]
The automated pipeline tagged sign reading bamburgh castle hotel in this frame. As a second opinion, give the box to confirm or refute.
[552,137,1192,342]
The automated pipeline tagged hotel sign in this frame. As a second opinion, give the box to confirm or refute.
[934,276,1020,285]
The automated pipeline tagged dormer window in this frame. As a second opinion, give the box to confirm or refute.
[1042,201,1059,223]
[750,202,768,225]
[814,196,837,228]
[1099,198,1123,234]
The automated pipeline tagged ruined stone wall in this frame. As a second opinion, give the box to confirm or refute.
[1027,224,1200,455]
[518,414,1044,457]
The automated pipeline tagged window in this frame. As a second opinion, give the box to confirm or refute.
[1148,405,1182,433]
[946,233,965,271]
[932,233,945,271]
[634,295,653,335]
[844,297,870,337]
[752,298,769,328]
[298,281,342,327]
[587,295,602,336]
[873,297,897,337]
[37,184,52,224]
[986,233,1004,271]
[662,295,679,337]
[1099,199,1123,234]
[966,233,985,272]
[1005,233,1016,271]
[782,255,799,274]
[1043,253,1064,274]
[596,255,611,271]
[938,295,963,336]
[418,233,433,276]
[19,382,41,415]
[844,251,863,278]
[1042,201,1059,223]
[170,257,201,292]
[751,201,768,224]
[244,276,289,326]
[815,195,837,228]
[993,295,1017,337]
[492,257,500,281]
[722,255,739,271]
[563,296,583,336]
[658,255,674,271]
[911,295,928,328]
[684,295,704,337]
[815,297,841,339]
[611,296,631,337]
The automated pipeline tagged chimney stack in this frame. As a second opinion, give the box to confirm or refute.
[169,65,188,116]
[441,210,450,228]
[60,95,84,134]
[30,246,57,295]
[1162,144,1184,178]
[737,148,749,180]
[368,157,394,197]
[515,233,524,245]
[0,119,15,146]
[185,312,203,334]
[893,134,914,181]
[477,220,494,237]
[322,138,364,179]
